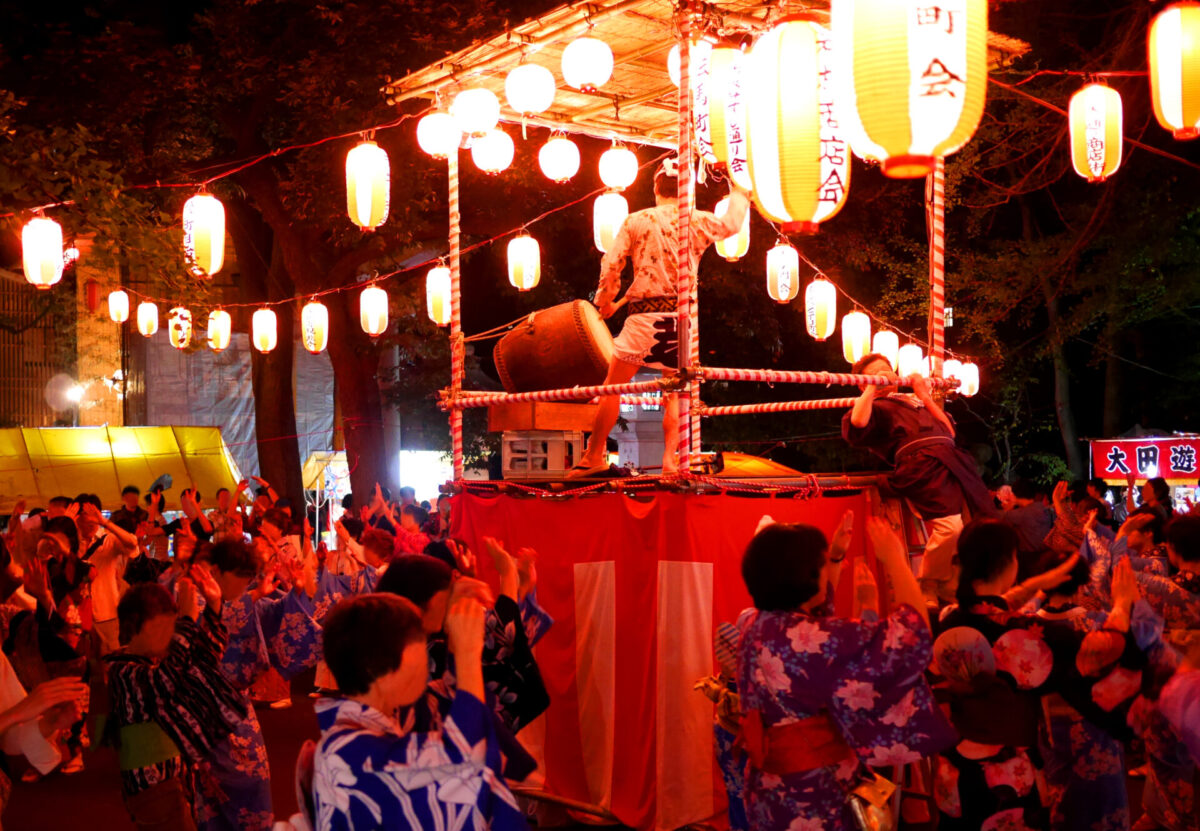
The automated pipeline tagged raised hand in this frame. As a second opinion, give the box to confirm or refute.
[449,576,494,609]
[191,563,223,612]
[1112,557,1141,608]
[483,537,519,600]
[853,560,879,618]
[865,515,905,564]
[23,557,52,607]
[177,577,199,620]
[11,678,89,726]
[516,547,538,600]
[446,539,476,577]
[1084,508,1099,533]
[1031,552,1083,593]
[444,597,485,660]
[830,510,854,561]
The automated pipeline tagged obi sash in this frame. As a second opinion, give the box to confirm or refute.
[743,709,855,775]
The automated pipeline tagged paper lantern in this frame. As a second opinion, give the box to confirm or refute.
[562,37,613,92]
[871,331,899,370]
[505,64,556,115]
[834,0,988,177]
[346,140,390,229]
[507,234,541,291]
[21,217,64,289]
[207,310,231,352]
[252,308,277,353]
[417,112,461,159]
[426,266,451,326]
[942,357,963,384]
[137,302,159,337]
[1149,3,1200,140]
[714,197,750,261]
[471,129,514,174]
[359,287,388,337]
[805,276,837,340]
[766,242,801,303]
[593,192,628,253]
[1068,84,1123,182]
[745,18,850,232]
[667,40,713,88]
[166,307,192,350]
[182,193,225,277]
[598,146,638,190]
[841,311,872,364]
[708,45,749,187]
[451,88,500,135]
[303,300,330,353]
[108,289,130,323]
[539,136,580,182]
[959,361,980,396]
[897,343,925,378]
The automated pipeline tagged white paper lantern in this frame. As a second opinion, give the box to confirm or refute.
[841,311,872,364]
[942,358,963,383]
[897,343,925,378]
[182,193,225,277]
[302,300,330,353]
[108,289,129,323]
[505,64,556,115]
[426,266,452,326]
[168,307,192,350]
[959,362,980,396]
[252,308,277,353]
[714,197,750,262]
[805,276,837,339]
[1149,3,1200,140]
[507,234,541,291]
[766,242,801,303]
[593,192,628,253]
[207,310,231,352]
[872,330,899,370]
[21,217,64,289]
[346,140,390,229]
[562,37,613,91]
[667,40,713,88]
[451,88,500,136]
[471,129,514,174]
[137,302,159,337]
[360,286,388,337]
[599,146,638,190]
[417,112,461,159]
[539,136,580,182]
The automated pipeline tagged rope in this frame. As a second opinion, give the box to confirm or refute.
[926,157,946,375]
[698,398,859,416]
[442,378,674,409]
[700,366,959,388]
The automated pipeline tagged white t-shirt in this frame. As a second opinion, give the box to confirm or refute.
[85,533,136,622]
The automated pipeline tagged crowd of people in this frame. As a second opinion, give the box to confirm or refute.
[0,458,1195,831]
[0,477,548,831]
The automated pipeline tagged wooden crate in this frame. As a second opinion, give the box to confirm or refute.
[488,402,598,433]
[501,431,585,480]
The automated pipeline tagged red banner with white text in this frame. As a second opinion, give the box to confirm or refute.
[1090,437,1200,485]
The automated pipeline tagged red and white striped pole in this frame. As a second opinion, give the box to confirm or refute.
[448,150,465,480]
[675,22,695,474]
[926,156,946,377]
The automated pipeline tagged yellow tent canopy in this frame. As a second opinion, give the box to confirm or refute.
[0,426,243,513]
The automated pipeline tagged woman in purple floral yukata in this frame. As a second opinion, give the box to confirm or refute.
[737,515,956,831]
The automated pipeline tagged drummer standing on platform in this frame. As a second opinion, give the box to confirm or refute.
[842,353,997,605]
[569,158,751,478]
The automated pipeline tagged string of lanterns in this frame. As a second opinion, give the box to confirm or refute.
[21,2,1198,392]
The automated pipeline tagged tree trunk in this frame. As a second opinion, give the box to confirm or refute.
[226,201,305,507]
[324,289,387,499]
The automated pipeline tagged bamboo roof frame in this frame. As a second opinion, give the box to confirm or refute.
[384,0,1031,149]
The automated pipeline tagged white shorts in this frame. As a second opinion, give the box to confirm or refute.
[613,312,678,372]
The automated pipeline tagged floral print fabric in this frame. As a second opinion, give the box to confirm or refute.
[737,603,954,831]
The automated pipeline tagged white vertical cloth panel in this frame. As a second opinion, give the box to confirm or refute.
[655,561,715,830]
[574,560,617,808]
